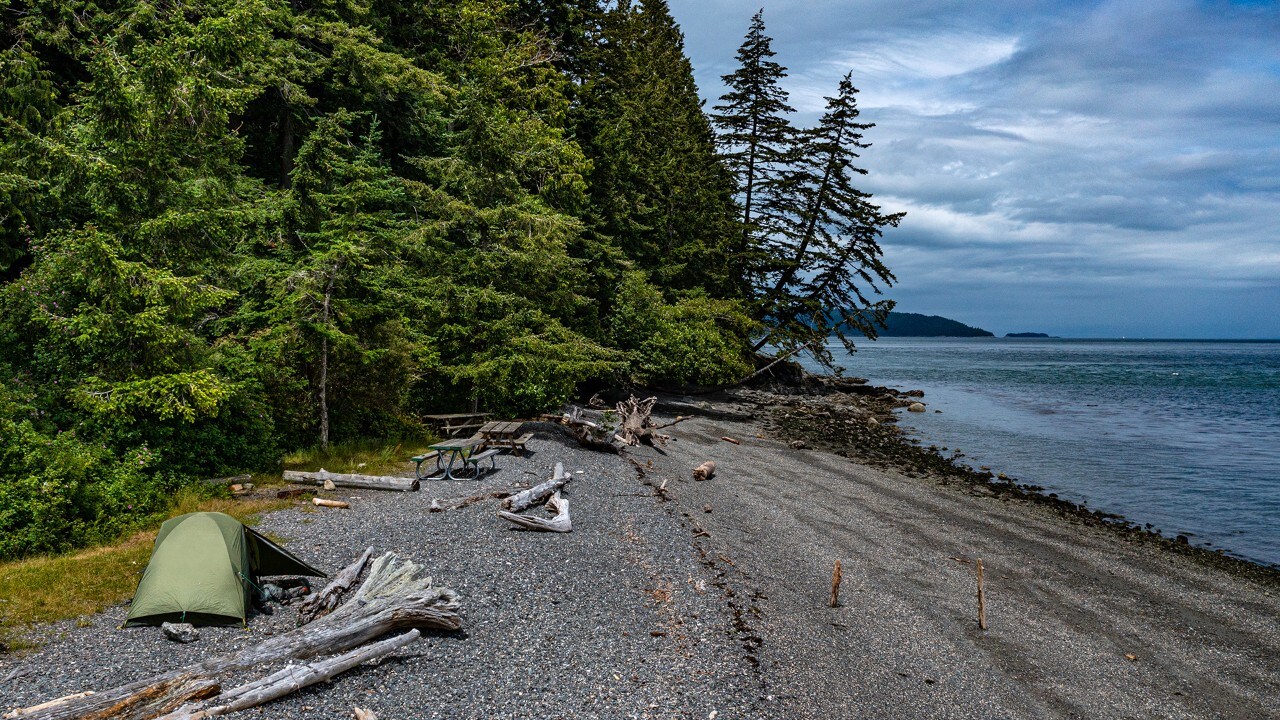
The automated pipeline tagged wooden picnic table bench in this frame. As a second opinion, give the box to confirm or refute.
[424,412,491,437]
[418,437,501,480]
[478,421,534,454]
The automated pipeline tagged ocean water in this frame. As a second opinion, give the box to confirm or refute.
[802,338,1280,568]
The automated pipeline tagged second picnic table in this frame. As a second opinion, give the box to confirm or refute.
[423,412,490,437]
[478,420,531,454]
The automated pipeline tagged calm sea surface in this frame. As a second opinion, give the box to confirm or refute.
[802,338,1280,567]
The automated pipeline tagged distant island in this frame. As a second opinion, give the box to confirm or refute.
[1005,332,1056,338]
[872,312,994,337]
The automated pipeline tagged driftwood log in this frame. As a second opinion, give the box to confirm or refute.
[297,547,375,625]
[12,552,459,720]
[501,463,571,513]
[564,406,622,452]
[283,470,418,493]
[157,631,421,719]
[692,461,716,481]
[311,498,349,509]
[498,492,572,533]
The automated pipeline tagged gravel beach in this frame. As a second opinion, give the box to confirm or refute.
[2,391,1278,719]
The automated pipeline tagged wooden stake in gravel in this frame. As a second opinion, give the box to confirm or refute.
[830,560,843,608]
[977,558,988,631]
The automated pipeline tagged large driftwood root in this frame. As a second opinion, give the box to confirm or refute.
[12,552,459,720]
[615,395,664,446]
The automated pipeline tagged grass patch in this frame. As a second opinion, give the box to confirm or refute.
[0,492,291,652]
[282,437,436,476]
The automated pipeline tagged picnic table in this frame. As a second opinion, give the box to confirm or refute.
[478,421,534,454]
[423,436,499,480]
[423,412,490,437]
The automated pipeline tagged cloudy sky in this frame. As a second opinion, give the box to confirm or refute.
[666,0,1280,338]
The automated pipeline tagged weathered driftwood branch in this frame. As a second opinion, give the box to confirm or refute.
[283,470,418,493]
[692,461,716,481]
[16,553,459,720]
[298,547,374,625]
[311,498,349,509]
[498,491,572,533]
[501,463,571,513]
[158,631,420,719]
[830,560,843,608]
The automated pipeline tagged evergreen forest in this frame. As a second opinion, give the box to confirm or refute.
[0,0,901,558]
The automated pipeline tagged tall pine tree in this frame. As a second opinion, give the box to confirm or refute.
[710,9,795,293]
[755,73,903,356]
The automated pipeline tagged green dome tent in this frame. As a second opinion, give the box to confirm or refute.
[124,512,325,627]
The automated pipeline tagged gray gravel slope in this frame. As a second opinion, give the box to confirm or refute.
[0,427,767,719]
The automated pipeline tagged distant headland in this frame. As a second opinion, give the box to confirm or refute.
[874,312,994,337]
[1005,332,1056,338]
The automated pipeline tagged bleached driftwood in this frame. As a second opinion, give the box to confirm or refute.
[564,406,622,452]
[311,498,350,509]
[501,463,571,513]
[615,395,661,446]
[692,461,716,481]
[14,553,460,720]
[283,470,418,493]
[158,631,420,719]
[498,492,572,533]
[297,547,374,625]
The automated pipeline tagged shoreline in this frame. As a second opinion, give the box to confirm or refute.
[3,390,1278,717]
[743,372,1280,582]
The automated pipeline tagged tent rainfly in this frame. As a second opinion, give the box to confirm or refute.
[124,511,325,627]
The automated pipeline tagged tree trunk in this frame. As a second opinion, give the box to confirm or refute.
[317,265,338,451]
[283,471,418,492]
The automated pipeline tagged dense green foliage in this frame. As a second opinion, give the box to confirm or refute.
[0,0,899,558]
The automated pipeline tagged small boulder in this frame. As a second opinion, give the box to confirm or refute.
[907,402,926,413]
[161,622,200,643]
[323,478,337,491]
[789,439,808,449]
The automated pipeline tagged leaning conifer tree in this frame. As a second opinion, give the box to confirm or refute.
[753,72,904,359]
[710,9,796,291]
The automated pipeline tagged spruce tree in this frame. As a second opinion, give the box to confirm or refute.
[710,9,795,289]
[755,73,903,356]
[576,0,741,297]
